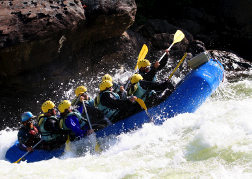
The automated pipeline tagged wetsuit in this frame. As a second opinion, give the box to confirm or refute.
[129,79,175,108]
[39,115,67,149]
[17,125,43,151]
[139,55,169,81]
[61,103,90,139]
[98,91,141,123]
[72,97,111,131]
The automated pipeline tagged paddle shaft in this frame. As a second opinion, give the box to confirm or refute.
[124,80,131,91]
[168,52,187,79]
[158,30,185,63]
[82,100,102,153]
[82,101,92,130]
[145,110,153,122]
[14,139,43,163]
[158,43,174,62]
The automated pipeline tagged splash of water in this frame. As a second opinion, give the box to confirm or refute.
[1,73,252,178]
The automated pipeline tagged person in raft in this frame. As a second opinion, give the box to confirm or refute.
[72,85,112,131]
[37,100,68,149]
[138,49,169,81]
[58,100,94,140]
[94,80,141,123]
[128,74,175,109]
[102,73,128,99]
[18,112,45,152]
[102,74,122,94]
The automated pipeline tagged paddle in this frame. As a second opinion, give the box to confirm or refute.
[168,52,187,79]
[13,139,44,163]
[125,44,148,90]
[65,135,71,152]
[158,30,185,62]
[135,44,148,70]
[82,101,102,153]
[135,98,152,122]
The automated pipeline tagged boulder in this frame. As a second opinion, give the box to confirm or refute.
[0,0,137,85]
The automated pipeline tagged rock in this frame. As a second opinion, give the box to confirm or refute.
[0,0,137,82]
[173,19,202,35]
[136,19,194,43]
[209,50,252,73]
[188,40,206,56]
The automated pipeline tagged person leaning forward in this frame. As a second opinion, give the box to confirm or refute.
[95,80,141,123]
[138,49,169,82]
[128,74,175,109]
[37,100,67,150]
[72,86,111,131]
[58,100,94,140]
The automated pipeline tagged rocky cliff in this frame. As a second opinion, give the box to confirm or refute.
[0,0,251,129]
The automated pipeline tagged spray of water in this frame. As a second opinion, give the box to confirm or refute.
[1,68,252,178]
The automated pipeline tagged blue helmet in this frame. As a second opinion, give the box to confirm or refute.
[21,112,35,122]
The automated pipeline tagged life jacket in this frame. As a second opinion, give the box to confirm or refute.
[87,98,94,107]
[95,91,121,121]
[38,114,63,141]
[139,69,157,82]
[59,110,87,131]
[20,125,40,147]
[112,82,121,93]
[128,82,156,102]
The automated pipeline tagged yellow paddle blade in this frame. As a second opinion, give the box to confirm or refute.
[135,98,147,110]
[173,30,185,44]
[65,135,71,152]
[134,44,148,70]
[95,142,102,153]
[168,52,187,79]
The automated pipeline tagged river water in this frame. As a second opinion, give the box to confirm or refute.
[1,70,252,178]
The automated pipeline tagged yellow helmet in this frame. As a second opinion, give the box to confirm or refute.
[102,74,113,82]
[131,74,143,84]
[41,100,55,113]
[99,80,113,91]
[75,86,87,97]
[138,59,150,69]
[58,100,71,113]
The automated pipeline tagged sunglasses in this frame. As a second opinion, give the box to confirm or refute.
[25,119,34,124]
[48,108,56,113]
[81,92,87,96]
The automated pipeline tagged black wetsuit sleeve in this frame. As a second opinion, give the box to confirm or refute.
[85,103,105,119]
[140,80,175,91]
[100,92,132,110]
[139,67,157,81]
[44,119,62,134]
[18,130,30,151]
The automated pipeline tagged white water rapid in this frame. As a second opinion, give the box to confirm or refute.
[1,70,252,179]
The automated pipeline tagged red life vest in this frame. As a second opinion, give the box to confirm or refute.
[26,126,40,147]
[29,126,38,136]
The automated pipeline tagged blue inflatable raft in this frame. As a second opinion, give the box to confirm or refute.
[5,53,224,163]
[95,56,224,137]
[5,140,65,163]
